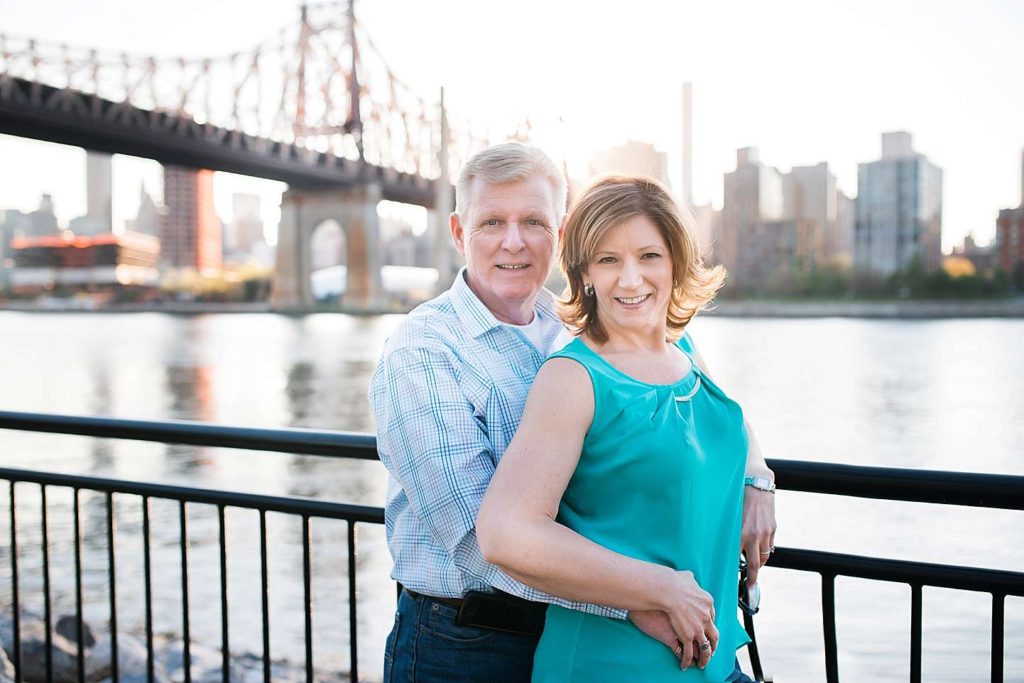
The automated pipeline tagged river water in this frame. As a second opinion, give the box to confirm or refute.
[0,311,1022,681]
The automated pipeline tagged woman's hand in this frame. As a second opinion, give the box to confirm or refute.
[651,569,719,670]
[741,482,777,586]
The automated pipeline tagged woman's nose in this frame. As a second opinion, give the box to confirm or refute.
[618,259,642,288]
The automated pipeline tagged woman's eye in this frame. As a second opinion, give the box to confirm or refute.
[597,256,616,264]
[643,252,662,259]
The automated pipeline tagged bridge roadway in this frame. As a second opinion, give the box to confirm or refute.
[0,75,443,208]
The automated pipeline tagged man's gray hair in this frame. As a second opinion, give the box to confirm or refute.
[454,142,568,220]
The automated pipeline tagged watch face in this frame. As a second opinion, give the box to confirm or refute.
[745,476,775,492]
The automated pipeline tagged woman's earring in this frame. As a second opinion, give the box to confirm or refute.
[583,283,594,297]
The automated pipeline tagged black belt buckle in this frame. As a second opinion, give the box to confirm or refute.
[454,590,545,636]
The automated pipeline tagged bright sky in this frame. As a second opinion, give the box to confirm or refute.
[1,0,1022,250]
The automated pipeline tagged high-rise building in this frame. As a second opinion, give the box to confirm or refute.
[588,140,671,188]
[161,165,222,275]
[70,153,114,236]
[126,182,162,237]
[230,193,264,255]
[783,162,837,268]
[721,147,784,286]
[996,149,1024,276]
[836,191,856,266]
[26,194,59,238]
[86,152,112,227]
[854,132,943,275]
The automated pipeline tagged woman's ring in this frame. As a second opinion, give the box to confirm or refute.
[759,545,775,556]
[698,640,711,652]
[673,642,683,657]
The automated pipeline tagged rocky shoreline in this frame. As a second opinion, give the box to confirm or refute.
[0,610,350,683]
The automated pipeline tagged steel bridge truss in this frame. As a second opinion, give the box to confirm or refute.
[0,1,488,198]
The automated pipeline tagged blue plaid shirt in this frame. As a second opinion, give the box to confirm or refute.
[369,269,626,619]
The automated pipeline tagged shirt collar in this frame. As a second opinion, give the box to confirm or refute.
[449,266,559,339]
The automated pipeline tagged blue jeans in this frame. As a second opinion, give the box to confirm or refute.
[383,589,541,683]
[727,659,756,682]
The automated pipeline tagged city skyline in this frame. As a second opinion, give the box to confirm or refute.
[1,0,1022,252]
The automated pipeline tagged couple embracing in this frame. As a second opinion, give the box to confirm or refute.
[369,142,777,682]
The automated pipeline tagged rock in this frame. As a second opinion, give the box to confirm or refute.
[0,647,15,683]
[17,630,82,683]
[0,610,45,658]
[0,611,101,683]
[55,615,97,649]
[85,633,150,682]
[155,636,231,683]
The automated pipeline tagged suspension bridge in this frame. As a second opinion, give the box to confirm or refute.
[0,1,491,307]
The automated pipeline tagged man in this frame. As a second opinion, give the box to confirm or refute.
[369,142,775,682]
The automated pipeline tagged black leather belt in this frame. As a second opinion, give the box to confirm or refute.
[403,587,464,609]
[401,585,546,636]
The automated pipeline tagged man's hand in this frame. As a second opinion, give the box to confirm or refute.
[628,609,677,649]
[630,610,712,670]
[741,485,777,587]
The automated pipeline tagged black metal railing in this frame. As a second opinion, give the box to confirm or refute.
[768,460,1024,683]
[0,411,382,683]
[1,410,1022,683]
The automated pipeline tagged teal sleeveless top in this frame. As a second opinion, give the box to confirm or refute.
[532,332,751,682]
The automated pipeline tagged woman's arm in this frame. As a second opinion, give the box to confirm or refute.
[689,337,777,586]
[477,358,718,667]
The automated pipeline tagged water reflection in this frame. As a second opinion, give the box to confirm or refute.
[285,361,317,423]
[165,365,215,422]
[1,312,1023,681]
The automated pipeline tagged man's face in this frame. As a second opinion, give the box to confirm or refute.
[451,175,561,324]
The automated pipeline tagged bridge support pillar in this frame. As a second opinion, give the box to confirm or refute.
[271,191,313,308]
[271,183,384,310]
[341,182,384,309]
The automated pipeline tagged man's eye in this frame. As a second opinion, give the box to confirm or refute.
[483,219,501,227]
[526,219,543,226]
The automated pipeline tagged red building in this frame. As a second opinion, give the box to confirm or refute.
[997,151,1024,275]
[161,166,222,275]
[997,206,1024,274]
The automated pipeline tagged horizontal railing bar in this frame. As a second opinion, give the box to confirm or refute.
[0,410,378,460]
[0,467,384,524]
[2,464,1019,597]
[771,547,1024,596]
[2,411,1021,510]
[771,459,1024,511]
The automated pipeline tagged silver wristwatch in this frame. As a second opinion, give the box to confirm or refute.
[743,475,776,493]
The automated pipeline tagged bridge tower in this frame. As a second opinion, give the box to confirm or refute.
[271,183,384,309]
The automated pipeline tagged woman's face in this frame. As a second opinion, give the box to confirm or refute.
[584,214,674,339]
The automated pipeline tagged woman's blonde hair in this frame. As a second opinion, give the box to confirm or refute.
[559,175,726,343]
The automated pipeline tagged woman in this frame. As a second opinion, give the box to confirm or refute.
[478,176,762,681]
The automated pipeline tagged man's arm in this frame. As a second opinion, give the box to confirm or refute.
[369,341,626,618]
[689,337,777,587]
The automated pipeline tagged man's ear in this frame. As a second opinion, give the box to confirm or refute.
[557,215,566,242]
[450,212,466,257]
